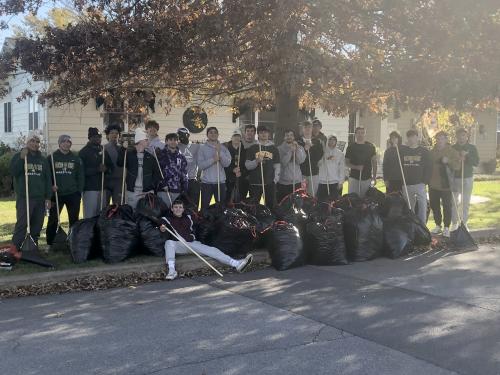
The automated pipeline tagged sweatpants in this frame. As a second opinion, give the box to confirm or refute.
[107,177,123,205]
[164,240,235,267]
[200,183,226,212]
[317,183,341,203]
[249,183,276,210]
[46,192,81,245]
[303,175,319,197]
[276,183,301,203]
[451,177,473,225]
[158,191,180,208]
[12,198,46,249]
[348,177,371,198]
[406,183,427,225]
[429,188,452,227]
[187,179,200,209]
[82,190,107,218]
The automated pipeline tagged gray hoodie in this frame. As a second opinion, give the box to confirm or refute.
[278,142,306,185]
[147,136,165,154]
[197,141,231,184]
[178,142,200,180]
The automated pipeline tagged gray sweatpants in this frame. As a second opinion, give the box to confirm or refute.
[451,177,473,225]
[348,177,371,198]
[406,183,427,224]
[164,240,234,266]
[12,198,46,249]
[82,191,106,218]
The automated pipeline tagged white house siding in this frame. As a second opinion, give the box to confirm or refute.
[46,102,102,152]
[0,71,47,146]
[313,111,349,145]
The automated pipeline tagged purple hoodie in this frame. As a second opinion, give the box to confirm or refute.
[158,147,188,193]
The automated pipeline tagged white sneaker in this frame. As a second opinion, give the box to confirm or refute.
[165,269,178,280]
[236,254,253,273]
[443,227,450,238]
[430,226,442,234]
[450,223,459,232]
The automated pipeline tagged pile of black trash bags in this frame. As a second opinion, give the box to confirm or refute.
[67,189,431,269]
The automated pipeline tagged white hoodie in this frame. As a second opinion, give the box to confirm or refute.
[318,146,345,184]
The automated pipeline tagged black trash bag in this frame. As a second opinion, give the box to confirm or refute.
[383,217,415,259]
[343,204,384,262]
[277,189,317,215]
[98,205,139,263]
[306,209,348,265]
[138,217,169,256]
[267,222,305,271]
[202,202,226,222]
[69,216,101,263]
[136,193,168,218]
[235,200,275,233]
[382,193,410,219]
[212,208,257,256]
[334,193,364,211]
[365,187,386,206]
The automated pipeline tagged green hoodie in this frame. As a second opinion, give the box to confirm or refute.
[48,150,85,196]
[10,151,52,200]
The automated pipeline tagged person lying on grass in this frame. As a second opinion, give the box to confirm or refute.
[159,199,253,280]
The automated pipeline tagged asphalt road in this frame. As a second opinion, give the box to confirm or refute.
[2,244,500,375]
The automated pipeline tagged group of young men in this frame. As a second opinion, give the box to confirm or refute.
[383,128,479,237]
[9,118,478,268]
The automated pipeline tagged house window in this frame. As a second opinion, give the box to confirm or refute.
[3,102,12,133]
[29,96,39,130]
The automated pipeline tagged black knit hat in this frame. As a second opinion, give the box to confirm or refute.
[88,127,101,138]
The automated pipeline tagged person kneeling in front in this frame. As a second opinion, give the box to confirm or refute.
[160,199,253,280]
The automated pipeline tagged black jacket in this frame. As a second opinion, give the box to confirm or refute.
[383,146,403,183]
[117,148,162,192]
[297,138,324,176]
[79,143,114,191]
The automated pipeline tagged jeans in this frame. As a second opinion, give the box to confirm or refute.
[317,183,341,203]
[429,188,452,227]
[46,192,81,245]
[406,183,427,225]
[249,183,276,209]
[200,183,226,212]
[348,178,371,198]
[451,177,473,225]
[12,198,46,249]
[386,180,402,194]
[164,240,234,266]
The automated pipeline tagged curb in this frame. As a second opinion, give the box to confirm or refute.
[0,250,270,289]
[470,228,500,240]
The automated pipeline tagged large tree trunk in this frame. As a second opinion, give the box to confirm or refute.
[275,87,299,144]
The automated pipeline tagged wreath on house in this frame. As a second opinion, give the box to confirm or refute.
[182,106,208,133]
